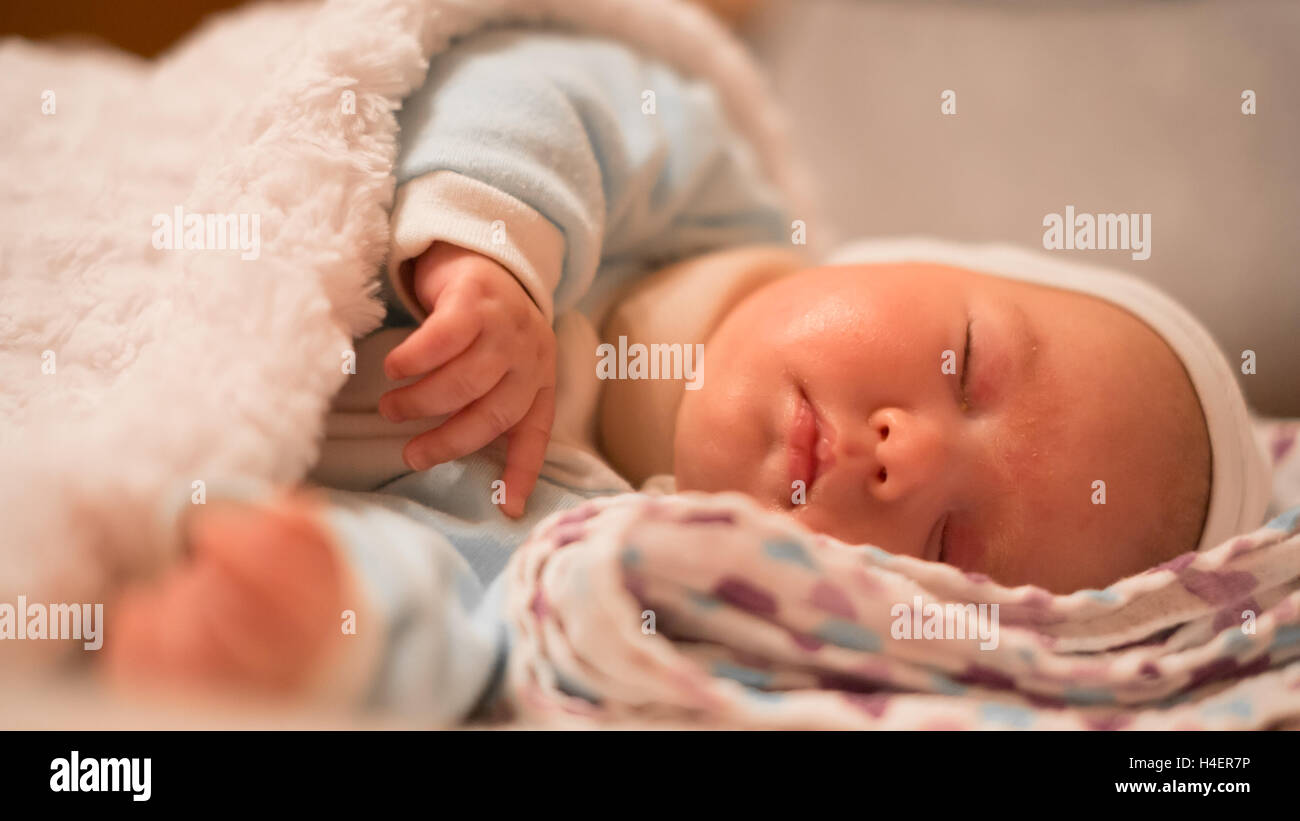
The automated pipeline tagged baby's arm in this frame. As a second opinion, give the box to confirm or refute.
[389,26,789,322]
[381,27,791,510]
[102,30,793,704]
[104,490,504,722]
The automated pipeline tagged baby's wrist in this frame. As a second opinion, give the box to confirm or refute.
[412,242,538,317]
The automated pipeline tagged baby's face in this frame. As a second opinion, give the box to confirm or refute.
[673,262,1210,593]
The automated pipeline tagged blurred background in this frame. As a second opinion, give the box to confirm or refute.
[3,0,1296,414]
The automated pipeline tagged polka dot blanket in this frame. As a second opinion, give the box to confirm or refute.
[501,423,1300,729]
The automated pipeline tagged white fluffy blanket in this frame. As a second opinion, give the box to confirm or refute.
[0,0,807,613]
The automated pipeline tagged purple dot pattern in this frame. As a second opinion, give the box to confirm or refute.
[1179,568,1258,605]
[502,490,1300,729]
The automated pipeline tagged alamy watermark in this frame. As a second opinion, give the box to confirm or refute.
[50,751,151,802]
[890,595,999,650]
[0,595,104,650]
[1042,205,1151,261]
[152,205,261,261]
[595,335,704,390]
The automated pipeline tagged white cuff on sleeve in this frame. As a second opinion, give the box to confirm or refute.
[388,170,565,322]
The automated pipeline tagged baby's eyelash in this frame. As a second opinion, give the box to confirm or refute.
[959,317,973,409]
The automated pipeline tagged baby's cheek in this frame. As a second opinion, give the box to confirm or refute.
[676,395,759,490]
[672,396,723,490]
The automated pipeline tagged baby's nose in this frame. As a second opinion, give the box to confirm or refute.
[860,407,950,503]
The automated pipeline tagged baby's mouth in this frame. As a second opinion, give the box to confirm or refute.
[787,386,835,502]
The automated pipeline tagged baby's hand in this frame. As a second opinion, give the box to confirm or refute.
[103,495,347,695]
[380,242,557,518]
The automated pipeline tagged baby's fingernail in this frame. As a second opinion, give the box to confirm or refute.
[404,450,431,472]
[379,401,403,423]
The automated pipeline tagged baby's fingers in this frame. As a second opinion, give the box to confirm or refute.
[401,372,535,472]
[379,344,509,422]
[499,386,556,518]
[384,297,481,381]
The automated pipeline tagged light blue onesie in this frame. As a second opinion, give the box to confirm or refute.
[314,25,789,722]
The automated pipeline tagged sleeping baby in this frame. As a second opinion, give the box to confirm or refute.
[102,25,1271,712]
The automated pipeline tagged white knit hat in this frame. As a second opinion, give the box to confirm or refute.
[826,237,1273,551]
